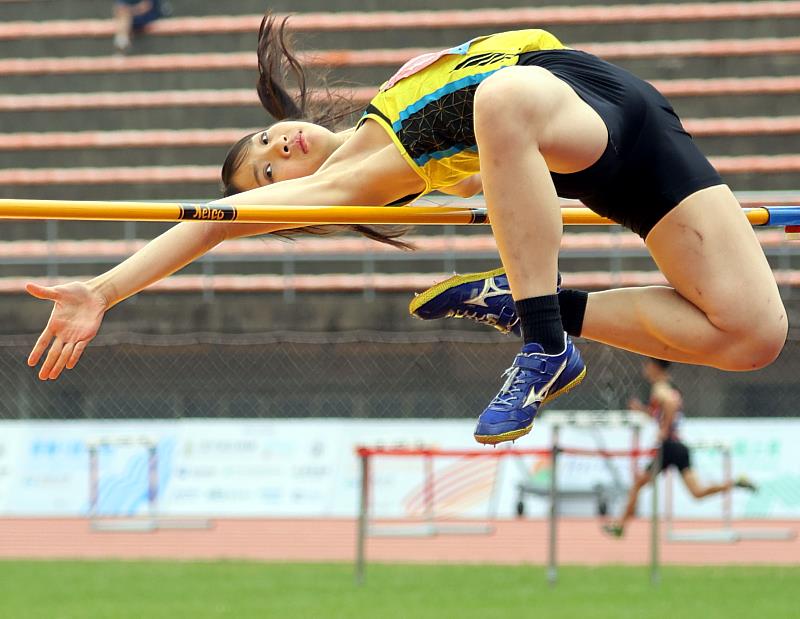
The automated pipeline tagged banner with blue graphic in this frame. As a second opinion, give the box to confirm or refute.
[0,418,797,520]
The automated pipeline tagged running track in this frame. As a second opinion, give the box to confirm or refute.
[0,518,797,565]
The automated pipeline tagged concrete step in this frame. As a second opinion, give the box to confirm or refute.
[0,0,744,22]
[1,224,797,282]
[1,169,798,206]
[0,181,220,202]
[3,18,800,58]
[4,50,800,96]
[2,131,798,172]
[2,90,797,133]
[0,145,228,169]
[0,105,269,132]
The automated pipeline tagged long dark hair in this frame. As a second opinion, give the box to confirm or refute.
[221,13,412,250]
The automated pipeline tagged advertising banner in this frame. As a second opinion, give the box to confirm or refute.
[0,418,796,520]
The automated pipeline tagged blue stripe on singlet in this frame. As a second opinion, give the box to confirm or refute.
[391,69,499,132]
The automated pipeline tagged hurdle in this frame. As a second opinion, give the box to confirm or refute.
[664,441,796,543]
[355,440,658,587]
[87,435,212,532]
[1,199,800,231]
[361,441,501,540]
[517,410,652,519]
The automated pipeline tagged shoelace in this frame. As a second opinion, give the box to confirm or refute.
[489,366,533,408]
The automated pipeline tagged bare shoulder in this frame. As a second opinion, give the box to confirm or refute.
[319,119,426,202]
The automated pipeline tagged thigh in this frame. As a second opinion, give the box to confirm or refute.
[645,185,784,334]
[474,66,608,174]
[680,468,703,495]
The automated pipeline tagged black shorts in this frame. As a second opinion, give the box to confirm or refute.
[647,439,692,474]
[517,49,722,239]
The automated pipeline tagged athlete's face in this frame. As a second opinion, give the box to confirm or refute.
[230,121,339,191]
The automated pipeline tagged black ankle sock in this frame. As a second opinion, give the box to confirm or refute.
[558,289,589,337]
[515,294,564,353]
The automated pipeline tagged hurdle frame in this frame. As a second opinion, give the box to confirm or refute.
[517,410,651,520]
[359,445,500,541]
[354,433,658,586]
[539,410,658,586]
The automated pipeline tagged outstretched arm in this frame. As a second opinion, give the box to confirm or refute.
[90,221,293,310]
[26,219,292,380]
[26,128,421,380]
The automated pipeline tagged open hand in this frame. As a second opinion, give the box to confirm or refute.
[26,281,109,380]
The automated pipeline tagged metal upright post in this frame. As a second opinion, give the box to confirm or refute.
[355,451,370,585]
[632,425,641,482]
[650,443,662,586]
[723,446,733,532]
[423,452,435,531]
[88,444,99,518]
[547,426,560,586]
[147,444,158,518]
[664,468,673,538]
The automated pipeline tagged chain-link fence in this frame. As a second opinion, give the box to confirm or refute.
[0,331,797,420]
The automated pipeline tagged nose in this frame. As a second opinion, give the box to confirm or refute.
[277,135,290,158]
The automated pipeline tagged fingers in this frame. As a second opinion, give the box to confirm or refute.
[66,341,87,370]
[47,341,74,380]
[26,283,62,371]
[25,282,60,301]
[38,338,63,380]
[27,327,54,367]
[31,337,87,380]
[38,338,64,380]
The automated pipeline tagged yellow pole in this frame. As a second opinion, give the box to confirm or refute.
[0,199,773,226]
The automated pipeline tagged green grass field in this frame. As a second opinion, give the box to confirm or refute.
[1,561,796,619]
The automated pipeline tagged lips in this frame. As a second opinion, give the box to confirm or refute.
[295,133,308,154]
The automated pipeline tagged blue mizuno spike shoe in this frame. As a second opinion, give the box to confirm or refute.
[409,267,561,337]
[474,336,586,445]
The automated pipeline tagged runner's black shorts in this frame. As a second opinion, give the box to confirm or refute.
[647,439,692,474]
[517,49,723,239]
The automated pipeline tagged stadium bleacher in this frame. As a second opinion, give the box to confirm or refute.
[1,0,799,303]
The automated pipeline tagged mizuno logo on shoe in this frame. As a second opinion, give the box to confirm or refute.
[522,357,567,407]
[463,278,510,308]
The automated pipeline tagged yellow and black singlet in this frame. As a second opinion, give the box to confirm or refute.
[358,29,567,195]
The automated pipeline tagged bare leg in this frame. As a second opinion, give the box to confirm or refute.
[113,1,154,52]
[681,468,732,499]
[580,185,787,370]
[113,3,135,52]
[474,66,608,301]
[618,468,654,530]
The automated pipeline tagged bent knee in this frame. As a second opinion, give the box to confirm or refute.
[705,296,788,370]
[473,67,562,137]
[738,323,786,370]
[715,319,787,371]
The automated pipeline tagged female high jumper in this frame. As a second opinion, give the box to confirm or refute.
[25,15,786,446]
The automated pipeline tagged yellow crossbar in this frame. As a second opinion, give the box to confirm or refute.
[0,199,775,226]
